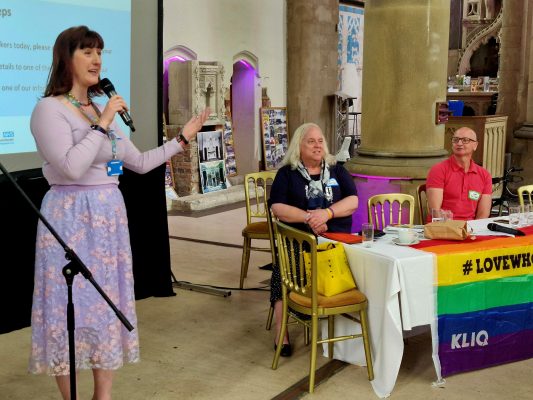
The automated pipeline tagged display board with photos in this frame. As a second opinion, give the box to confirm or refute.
[223,121,237,176]
[197,130,227,193]
[261,107,288,170]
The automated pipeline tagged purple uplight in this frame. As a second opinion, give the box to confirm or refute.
[239,59,254,70]
[164,55,187,69]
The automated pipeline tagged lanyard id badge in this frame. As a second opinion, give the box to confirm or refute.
[107,159,123,176]
[106,130,123,176]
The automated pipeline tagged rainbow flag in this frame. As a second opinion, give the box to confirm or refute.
[423,236,533,376]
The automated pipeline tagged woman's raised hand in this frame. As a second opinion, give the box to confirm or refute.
[182,108,211,142]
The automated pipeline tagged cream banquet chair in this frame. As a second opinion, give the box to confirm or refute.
[240,171,277,289]
[416,184,429,224]
[518,184,533,209]
[272,220,374,393]
[368,193,415,230]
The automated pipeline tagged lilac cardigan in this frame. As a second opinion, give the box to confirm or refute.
[30,97,183,186]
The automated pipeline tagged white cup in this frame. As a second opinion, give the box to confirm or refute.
[398,228,417,244]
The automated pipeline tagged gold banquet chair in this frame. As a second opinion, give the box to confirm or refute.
[265,205,278,330]
[518,185,533,209]
[416,184,429,224]
[272,220,374,393]
[240,171,277,289]
[368,193,415,230]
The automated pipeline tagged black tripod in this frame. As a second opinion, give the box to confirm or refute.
[0,161,133,400]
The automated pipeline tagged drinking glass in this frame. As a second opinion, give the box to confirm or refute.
[361,223,374,248]
[442,209,453,221]
[523,204,533,226]
[509,205,520,227]
[431,208,444,222]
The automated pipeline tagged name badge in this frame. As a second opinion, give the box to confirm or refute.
[468,190,480,201]
[106,159,124,176]
[327,178,339,187]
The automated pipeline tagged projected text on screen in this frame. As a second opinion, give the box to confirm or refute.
[0,0,131,155]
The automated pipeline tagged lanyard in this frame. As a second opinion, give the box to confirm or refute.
[64,93,118,159]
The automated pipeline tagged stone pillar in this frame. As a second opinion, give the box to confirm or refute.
[503,0,533,183]
[287,0,338,147]
[346,0,450,180]
[497,0,530,150]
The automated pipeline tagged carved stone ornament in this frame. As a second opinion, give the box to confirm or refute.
[168,60,226,126]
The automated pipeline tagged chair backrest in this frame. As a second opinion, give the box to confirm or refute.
[368,193,415,230]
[274,220,317,304]
[518,185,533,209]
[416,184,428,224]
[244,171,277,225]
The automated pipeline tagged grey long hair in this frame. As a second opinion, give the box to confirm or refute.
[282,123,336,169]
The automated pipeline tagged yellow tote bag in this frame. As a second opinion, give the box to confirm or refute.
[304,242,356,297]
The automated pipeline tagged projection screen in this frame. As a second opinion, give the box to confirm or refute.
[0,0,160,172]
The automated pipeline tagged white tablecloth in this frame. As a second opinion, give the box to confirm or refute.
[320,218,518,397]
[320,235,440,398]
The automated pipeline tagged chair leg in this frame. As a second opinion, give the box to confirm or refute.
[240,237,251,289]
[328,315,334,359]
[266,303,274,331]
[360,308,374,381]
[272,299,288,370]
[309,316,319,393]
[304,325,310,346]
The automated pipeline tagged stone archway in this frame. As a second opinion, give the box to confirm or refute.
[162,46,198,120]
[231,51,262,175]
[457,5,502,76]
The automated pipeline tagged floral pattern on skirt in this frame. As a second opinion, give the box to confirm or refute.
[29,184,140,375]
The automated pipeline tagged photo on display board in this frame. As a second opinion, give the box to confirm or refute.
[260,107,288,170]
[223,121,237,176]
[199,160,227,193]
[197,130,224,163]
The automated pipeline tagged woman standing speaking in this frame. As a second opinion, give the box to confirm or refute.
[29,25,208,399]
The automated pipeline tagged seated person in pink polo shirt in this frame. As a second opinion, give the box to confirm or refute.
[426,127,493,220]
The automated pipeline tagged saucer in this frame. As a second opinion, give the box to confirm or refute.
[392,238,420,246]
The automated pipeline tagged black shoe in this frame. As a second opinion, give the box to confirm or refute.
[274,342,292,357]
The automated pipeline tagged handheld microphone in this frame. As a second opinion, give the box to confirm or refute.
[99,78,136,132]
[487,223,526,237]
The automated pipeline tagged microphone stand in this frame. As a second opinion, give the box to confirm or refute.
[0,161,133,400]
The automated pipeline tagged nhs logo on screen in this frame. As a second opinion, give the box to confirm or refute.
[1,130,15,145]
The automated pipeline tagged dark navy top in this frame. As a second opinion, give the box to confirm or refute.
[270,163,357,233]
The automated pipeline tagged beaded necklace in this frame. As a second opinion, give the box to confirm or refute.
[65,92,92,107]
[64,93,99,125]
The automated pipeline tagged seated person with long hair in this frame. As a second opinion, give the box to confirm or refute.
[269,122,358,356]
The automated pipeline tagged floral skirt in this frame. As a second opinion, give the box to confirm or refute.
[29,184,140,375]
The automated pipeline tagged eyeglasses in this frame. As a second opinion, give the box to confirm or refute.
[451,137,477,144]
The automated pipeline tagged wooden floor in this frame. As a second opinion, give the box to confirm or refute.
[1,206,533,399]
